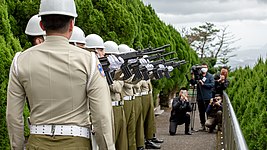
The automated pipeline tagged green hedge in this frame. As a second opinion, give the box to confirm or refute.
[227,58,267,150]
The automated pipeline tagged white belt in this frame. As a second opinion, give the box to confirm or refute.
[112,101,124,106]
[123,96,134,101]
[30,125,90,139]
[141,91,149,95]
[134,93,142,97]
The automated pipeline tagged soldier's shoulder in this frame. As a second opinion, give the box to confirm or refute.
[68,44,94,56]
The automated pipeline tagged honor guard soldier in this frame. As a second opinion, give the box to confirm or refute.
[25,14,46,46]
[85,34,106,58]
[118,44,137,150]
[69,26,86,48]
[6,0,115,149]
[105,41,128,150]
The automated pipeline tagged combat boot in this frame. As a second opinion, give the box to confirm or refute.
[145,140,161,149]
[151,137,164,143]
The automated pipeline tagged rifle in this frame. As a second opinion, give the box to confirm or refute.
[142,44,171,53]
[145,51,175,61]
[116,49,165,80]
[99,57,113,85]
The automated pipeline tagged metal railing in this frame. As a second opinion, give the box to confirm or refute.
[222,92,248,150]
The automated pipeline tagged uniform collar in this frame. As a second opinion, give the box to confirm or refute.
[45,36,69,44]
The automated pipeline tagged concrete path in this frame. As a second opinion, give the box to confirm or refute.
[150,107,217,150]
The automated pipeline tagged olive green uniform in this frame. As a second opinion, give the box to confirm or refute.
[109,80,128,150]
[133,81,145,148]
[140,80,156,140]
[122,78,136,150]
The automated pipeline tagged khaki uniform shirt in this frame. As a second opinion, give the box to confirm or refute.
[140,80,150,93]
[133,81,141,95]
[6,36,115,150]
[109,80,124,101]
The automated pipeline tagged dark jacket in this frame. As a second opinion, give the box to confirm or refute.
[206,102,222,117]
[170,97,192,122]
[213,74,229,97]
[192,72,214,101]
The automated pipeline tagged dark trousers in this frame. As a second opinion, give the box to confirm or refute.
[169,114,190,135]
[197,100,210,125]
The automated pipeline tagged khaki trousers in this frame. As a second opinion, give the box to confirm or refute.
[113,106,128,150]
[123,100,136,150]
[26,134,91,150]
[142,93,155,140]
[134,96,144,147]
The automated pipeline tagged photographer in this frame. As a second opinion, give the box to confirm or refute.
[169,87,192,135]
[190,63,214,131]
[213,67,229,97]
[205,94,222,133]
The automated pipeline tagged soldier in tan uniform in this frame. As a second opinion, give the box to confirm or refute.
[6,0,115,150]
[104,41,128,150]
[69,26,86,48]
[133,81,145,150]
[25,14,46,46]
[85,34,106,58]
[118,44,137,150]
[140,79,163,149]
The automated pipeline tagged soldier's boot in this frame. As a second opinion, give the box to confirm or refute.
[145,140,161,149]
[151,134,164,143]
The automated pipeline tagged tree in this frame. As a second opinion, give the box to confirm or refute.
[183,22,239,67]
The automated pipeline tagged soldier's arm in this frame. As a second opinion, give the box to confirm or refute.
[6,56,26,150]
[87,56,115,150]
[109,80,124,93]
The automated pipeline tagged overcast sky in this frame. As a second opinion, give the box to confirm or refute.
[143,0,267,67]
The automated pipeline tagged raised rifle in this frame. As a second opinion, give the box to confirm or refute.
[99,57,113,85]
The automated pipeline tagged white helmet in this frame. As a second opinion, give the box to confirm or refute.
[118,44,131,53]
[39,0,77,17]
[25,15,46,36]
[104,41,119,54]
[130,48,136,52]
[85,34,105,49]
[69,26,86,44]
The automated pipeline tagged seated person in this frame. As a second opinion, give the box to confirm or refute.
[169,87,192,135]
[205,94,222,133]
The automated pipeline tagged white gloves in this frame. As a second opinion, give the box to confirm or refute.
[139,58,149,66]
[107,55,124,72]
[167,66,174,72]
[145,64,154,71]
[128,58,138,64]
[158,64,165,70]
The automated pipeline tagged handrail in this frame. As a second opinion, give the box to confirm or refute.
[222,92,248,150]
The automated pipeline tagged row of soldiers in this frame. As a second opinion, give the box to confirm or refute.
[6,1,184,150]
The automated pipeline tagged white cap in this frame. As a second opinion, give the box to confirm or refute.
[104,41,119,54]
[25,15,46,36]
[85,34,105,49]
[39,0,78,17]
[118,44,131,54]
[69,26,86,44]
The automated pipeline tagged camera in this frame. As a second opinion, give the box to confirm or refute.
[191,65,204,80]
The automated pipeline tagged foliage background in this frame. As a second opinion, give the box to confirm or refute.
[227,58,267,150]
[0,0,198,148]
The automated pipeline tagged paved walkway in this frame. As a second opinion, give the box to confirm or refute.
[151,107,217,150]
